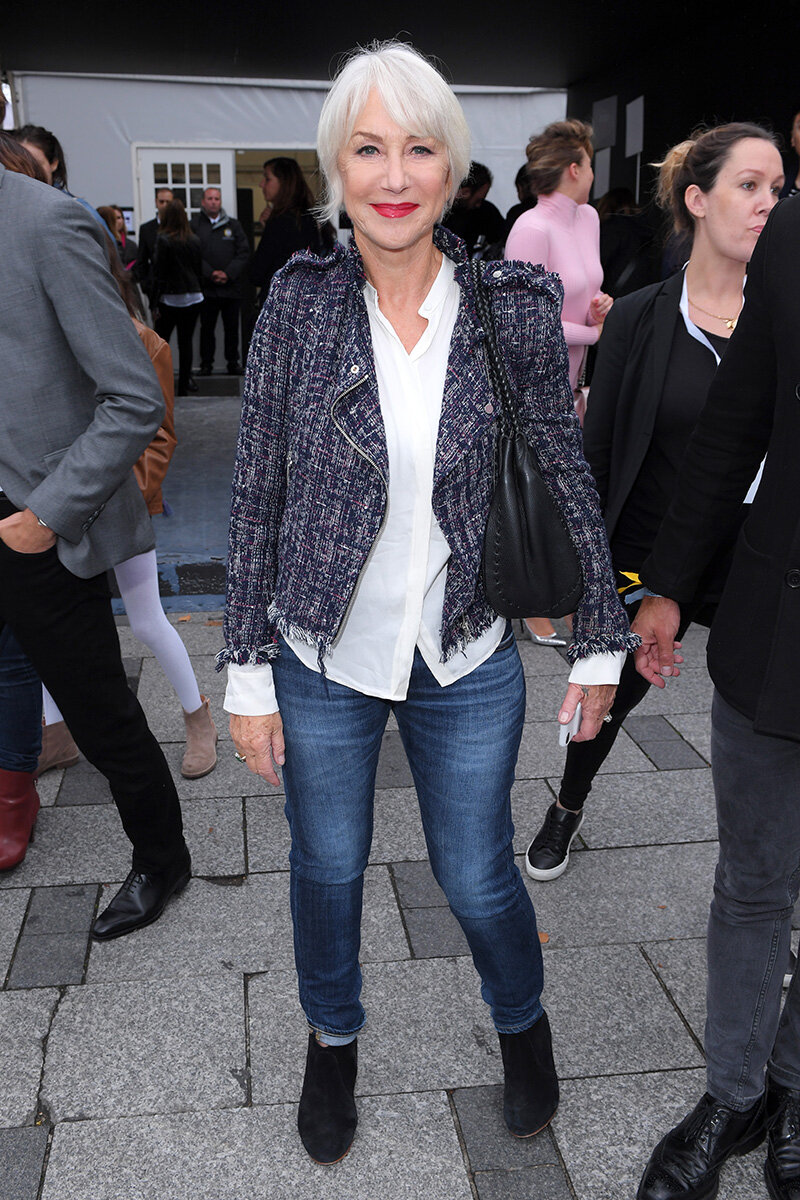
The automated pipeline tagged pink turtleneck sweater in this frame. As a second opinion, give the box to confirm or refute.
[505,190,603,390]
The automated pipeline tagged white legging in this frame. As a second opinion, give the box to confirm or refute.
[43,549,202,723]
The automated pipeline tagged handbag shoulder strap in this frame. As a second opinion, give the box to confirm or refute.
[469,259,522,436]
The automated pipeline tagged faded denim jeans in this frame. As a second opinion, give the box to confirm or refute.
[272,626,544,1040]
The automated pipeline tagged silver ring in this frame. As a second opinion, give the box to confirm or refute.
[603,714,613,723]
[234,751,248,763]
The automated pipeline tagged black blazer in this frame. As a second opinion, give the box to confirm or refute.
[583,269,684,546]
[643,195,800,738]
[134,217,159,299]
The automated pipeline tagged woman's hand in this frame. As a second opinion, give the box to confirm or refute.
[590,292,613,326]
[558,681,616,742]
[0,509,56,554]
[230,713,285,786]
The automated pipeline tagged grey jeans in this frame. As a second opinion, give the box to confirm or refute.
[706,690,800,1108]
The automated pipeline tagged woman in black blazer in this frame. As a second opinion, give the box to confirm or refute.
[152,199,203,395]
[525,123,784,881]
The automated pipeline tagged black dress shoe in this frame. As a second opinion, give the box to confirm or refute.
[198,365,212,376]
[637,1091,766,1200]
[91,853,191,941]
[186,377,199,393]
[226,363,243,376]
[765,1080,800,1199]
[498,1010,559,1136]
[297,1032,358,1164]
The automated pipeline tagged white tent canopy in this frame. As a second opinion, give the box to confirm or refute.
[12,71,566,228]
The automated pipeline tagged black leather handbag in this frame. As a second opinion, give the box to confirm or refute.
[472,260,584,619]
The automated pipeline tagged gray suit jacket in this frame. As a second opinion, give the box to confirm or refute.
[0,165,165,579]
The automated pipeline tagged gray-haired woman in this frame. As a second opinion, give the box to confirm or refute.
[218,40,636,1165]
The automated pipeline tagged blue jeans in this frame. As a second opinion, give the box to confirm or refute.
[706,690,800,1107]
[272,627,544,1039]
[0,624,41,773]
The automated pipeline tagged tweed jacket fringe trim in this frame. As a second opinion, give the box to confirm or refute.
[217,226,637,674]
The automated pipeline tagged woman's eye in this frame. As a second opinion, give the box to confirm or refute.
[741,181,755,190]
[356,145,379,156]
[411,145,434,155]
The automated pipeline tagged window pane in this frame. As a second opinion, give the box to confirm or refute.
[171,162,186,184]
[171,188,187,207]
[190,188,204,209]
[189,163,204,184]
[153,162,168,184]
[206,163,221,185]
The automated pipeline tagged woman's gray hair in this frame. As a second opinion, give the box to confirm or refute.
[316,40,471,226]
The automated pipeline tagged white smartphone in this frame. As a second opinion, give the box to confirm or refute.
[558,702,582,747]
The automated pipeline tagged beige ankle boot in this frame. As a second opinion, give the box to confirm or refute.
[37,720,80,776]
[181,696,218,778]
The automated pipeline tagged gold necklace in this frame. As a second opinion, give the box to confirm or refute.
[687,294,743,331]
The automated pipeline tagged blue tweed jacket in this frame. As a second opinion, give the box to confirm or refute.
[219,226,636,670]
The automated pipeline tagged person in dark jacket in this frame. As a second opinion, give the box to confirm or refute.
[250,157,335,307]
[191,187,249,375]
[135,187,173,305]
[631,200,800,1200]
[152,199,203,395]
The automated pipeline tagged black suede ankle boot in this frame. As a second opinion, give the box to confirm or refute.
[297,1032,358,1164]
[498,1010,559,1137]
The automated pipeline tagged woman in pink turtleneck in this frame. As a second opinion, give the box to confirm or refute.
[506,118,612,644]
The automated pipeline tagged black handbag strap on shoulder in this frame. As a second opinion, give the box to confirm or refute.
[469,259,522,438]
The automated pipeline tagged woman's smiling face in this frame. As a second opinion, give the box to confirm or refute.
[338,88,451,260]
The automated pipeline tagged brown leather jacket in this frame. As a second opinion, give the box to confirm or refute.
[132,319,177,514]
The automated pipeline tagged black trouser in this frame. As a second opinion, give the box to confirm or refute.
[199,296,241,370]
[558,593,698,811]
[0,498,186,872]
[155,302,202,392]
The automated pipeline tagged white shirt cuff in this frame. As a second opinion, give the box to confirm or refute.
[568,650,625,687]
[223,662,279,715]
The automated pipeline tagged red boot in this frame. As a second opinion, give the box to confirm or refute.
[0,769,40,870]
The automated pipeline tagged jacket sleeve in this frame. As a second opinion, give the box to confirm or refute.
[225,220,250,282]
[581,299,633,513]
[493,268,637,660]
[219,276,301,665]
[641,203,778,602]
[25,201,165,542]
[132,324,177,514]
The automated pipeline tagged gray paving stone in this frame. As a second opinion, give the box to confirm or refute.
[474,1166,574,1200]
[404,905,469,957]
[554,1069,767,1200]
[183,797,246,877]
[8,934,88,989]
[669,713,713,761]
[0,989,59,1127]
[0,1124,49,1200]
[452,1083,559,1169]
[375,730,414,789]
[635,668,714,716]
[34,771,61,809]
[53,758,112,806]
[116,613,226,659]
[24,885,97,934]
[543,945,702,1078]
[0,890,30,980]
[162,742,280,798]
[41,976,245,1121]
[87,876,292,982]
[636,738,708,770]
[624,715,682,740]
[644,937,708,1043]
[40,1093,473,1200]
[524,674,577,722]
[525,842,719,946]
[516,722,655,781]
[360,865,410,963]
[517,641,573,679]
[135,655,228,743]
[0,807,129,889]
[393,858,446,907]
[556,769,716,849]
[249,958,498,1103]
[243,794,290,872]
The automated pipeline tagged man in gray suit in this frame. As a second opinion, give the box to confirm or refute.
[0,162,190,938]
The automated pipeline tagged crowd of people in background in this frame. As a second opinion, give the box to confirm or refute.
[4,55,800,1200]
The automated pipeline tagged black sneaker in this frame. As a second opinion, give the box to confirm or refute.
[525,802,583,881]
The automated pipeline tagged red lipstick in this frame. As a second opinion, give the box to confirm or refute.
[371,203,419,218]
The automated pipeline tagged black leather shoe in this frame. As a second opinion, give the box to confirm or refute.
[765,1080,800,1199]
[637,1091,766,1200]
[186,377,199,393]
[198,365,212,376]
[91,853,191,941]
[226,363,243,376]
[297,1033,358,1164]
[498,1010,559,1137]
[525,803,583,881]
